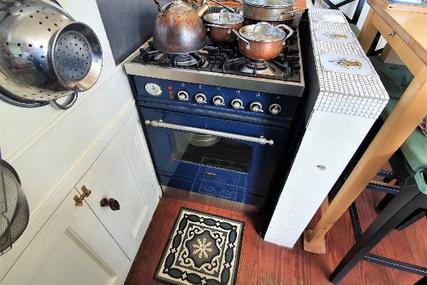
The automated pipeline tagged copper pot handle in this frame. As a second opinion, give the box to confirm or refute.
[232,29,250,49]
[206,23,226,28]
[276,24,294,44]
[206,23,233,34]
[197,4,210,16]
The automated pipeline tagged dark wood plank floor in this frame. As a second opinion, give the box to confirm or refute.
[125,189,427,285]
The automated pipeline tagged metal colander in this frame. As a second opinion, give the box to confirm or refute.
[0,157,29,255]
[0,0,103,103]
[54,30,93,82]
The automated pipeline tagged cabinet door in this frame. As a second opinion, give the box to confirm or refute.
[76,116,160,260]
[1,189,131,285]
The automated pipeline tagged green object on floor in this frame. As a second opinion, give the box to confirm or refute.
[349,23,360,36]
[415,170,427,195]
[382,99,427,173]
[370,56,413,100]
[375,57,427,174]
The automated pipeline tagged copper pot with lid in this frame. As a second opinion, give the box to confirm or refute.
[233,22,293,61]
[152,0,209,54]
[203,9,244,42]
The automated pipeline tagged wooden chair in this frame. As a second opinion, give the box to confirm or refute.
[329,58,427,283]
[313,0,366,27]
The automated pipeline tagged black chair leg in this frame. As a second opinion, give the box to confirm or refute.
[330,185,426,284]
[415,276,427,285]
[396,209,426,231]
[376,193,395,212]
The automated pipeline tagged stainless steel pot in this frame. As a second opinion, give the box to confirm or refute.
[189,134,220,147]
[242,0,295,22]
[0,0,103,104]
[203,9,244,42]
[233,22,293,61]
[153,0,209,54]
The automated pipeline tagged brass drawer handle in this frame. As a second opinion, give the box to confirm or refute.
[388,31,396,37]
[74,186,92,207]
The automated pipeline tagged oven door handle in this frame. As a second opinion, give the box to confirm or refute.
[145,120,274,146]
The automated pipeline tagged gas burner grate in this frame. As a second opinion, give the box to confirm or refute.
[223,57,289,79]
[172,53,206,67]
[131,29,301,83]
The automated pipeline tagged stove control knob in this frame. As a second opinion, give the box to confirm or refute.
[250,102,263,113]
[195,93,207,104]
[269,104,282,115]
[231,99,244,110]
[213,96,225,106]
[177,90,189,101]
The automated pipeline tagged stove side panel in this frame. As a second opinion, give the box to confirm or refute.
[264,8,388,248]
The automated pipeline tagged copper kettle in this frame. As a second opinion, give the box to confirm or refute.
[152,0,209,54]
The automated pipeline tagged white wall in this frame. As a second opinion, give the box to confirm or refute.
[0,0,158,278]
[0,0,124,217]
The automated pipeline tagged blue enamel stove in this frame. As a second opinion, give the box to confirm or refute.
[125,31,305,207]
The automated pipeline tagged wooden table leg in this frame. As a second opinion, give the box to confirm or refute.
[303,67,427,254]
[358,9,379,53]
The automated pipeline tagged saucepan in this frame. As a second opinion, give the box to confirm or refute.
[203,9,244,42]
[241,0,296,22]
[232,22,293,61]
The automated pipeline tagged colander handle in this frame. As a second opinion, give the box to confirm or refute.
[49,92,78,110]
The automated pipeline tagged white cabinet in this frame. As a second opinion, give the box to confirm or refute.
[76,116,159,260]
[1,189,131,285]
[1,112,161,285]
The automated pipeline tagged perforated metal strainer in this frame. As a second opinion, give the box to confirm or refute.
[0,0,102,105]
[0,156,29,255]
[54,31,93,83]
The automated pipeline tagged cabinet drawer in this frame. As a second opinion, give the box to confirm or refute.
[1,189,130,285]
[196,165,248,188]
[194,179,265,205]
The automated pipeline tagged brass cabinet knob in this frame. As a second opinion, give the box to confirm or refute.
[100,198,120,211]
[74,186,92,207]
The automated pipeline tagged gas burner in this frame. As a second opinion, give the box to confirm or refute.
[238,60,280,76]
[224,57,286,78]
[246,60,269,70]
[136,42,210,69]
[172,53,202,67]
[165,52,209,68]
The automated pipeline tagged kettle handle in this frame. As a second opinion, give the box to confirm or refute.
[153,0,163,13]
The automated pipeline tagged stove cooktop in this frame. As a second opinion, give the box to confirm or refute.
[125,29,304,96]
[132,31,301,83]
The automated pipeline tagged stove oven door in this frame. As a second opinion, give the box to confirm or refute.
[141,107,289,206]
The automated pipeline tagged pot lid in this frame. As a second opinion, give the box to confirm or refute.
[239,22,286,42]
[163,0,193,12]
[203,10,244,25]
[244,0,293,8]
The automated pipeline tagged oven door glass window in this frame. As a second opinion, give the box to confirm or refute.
[171,131,253,173]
